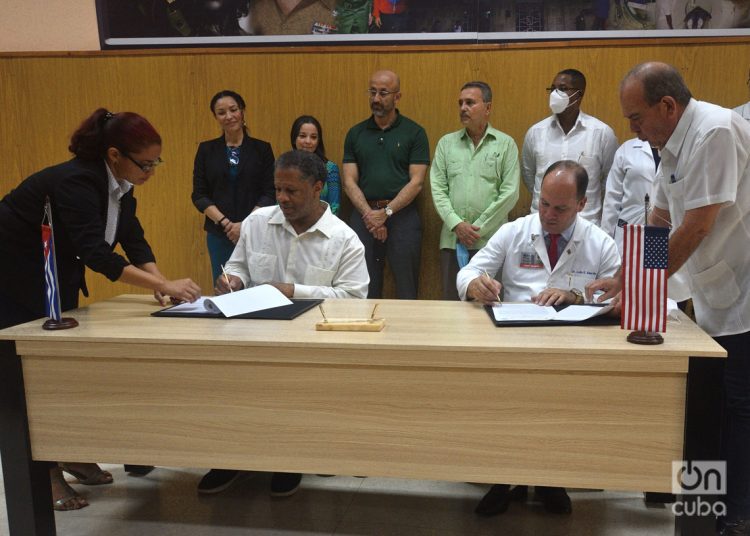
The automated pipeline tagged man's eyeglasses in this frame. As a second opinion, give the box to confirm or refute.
[546,86,581,93]
[367,89,398,99]
[122,151,164,173]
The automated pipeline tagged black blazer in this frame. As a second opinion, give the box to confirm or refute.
[191,134,275,235]
[0,158,155,317]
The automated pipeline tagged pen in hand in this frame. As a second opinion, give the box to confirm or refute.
[483,269,501,303]
[221,264,234,293]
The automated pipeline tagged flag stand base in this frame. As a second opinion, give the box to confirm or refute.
[42,317,79,330]
[627,331,664,345]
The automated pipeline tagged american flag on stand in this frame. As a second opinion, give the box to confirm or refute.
[42,197,62,322]
[622,224,669,332]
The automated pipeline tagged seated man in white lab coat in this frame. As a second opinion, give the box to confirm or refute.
[457,159,620,516]
[198,150,369,498]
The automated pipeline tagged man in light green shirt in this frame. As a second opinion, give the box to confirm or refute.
[430,81,521,299]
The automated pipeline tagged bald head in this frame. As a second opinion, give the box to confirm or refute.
[370,70,400,92]
[621,62,692,107]
[542,160,588,200]
[538,161,588,234]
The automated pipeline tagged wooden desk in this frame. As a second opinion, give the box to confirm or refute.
[0,295,726,536]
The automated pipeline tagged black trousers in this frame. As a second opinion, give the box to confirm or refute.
[350,203,421,299]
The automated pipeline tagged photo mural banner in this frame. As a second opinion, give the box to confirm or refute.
[98,0,750,47]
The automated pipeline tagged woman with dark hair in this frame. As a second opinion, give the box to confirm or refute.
[290,115,341,215]
[192,90,275,283]
[0,108,201,511]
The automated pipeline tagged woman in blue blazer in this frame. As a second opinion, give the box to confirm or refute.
[191,89,275,283]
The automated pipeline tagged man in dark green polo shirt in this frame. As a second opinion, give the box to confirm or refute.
[342,70,430,299]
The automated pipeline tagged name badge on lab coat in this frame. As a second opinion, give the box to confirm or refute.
[520,247,544,269]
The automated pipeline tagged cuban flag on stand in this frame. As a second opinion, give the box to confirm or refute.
[622,224,669,333]
[42,197,62,322]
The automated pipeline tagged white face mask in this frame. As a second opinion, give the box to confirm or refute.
[549,89,580,115]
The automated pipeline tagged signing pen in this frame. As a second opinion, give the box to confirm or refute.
[220,264,234,293]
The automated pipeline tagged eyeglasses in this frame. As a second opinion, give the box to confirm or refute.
[367,89,398,99]
[546,86,581,93]
[122,151,164,173]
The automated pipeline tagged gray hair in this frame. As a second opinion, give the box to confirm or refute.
[461,81,492,103]
[623,62,692,107]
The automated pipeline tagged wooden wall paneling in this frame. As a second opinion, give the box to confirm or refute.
[1,42,749,305]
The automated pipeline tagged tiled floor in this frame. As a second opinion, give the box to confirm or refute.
[0,460,675,535]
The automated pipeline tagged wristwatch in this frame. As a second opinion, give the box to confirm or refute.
[384,205,393,218]
[570,288,584,305]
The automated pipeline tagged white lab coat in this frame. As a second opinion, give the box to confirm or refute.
[457,213,620,302]
[601,138,656,252]
[600,138,692,302]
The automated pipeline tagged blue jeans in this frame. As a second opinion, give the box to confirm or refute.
[206,232,237,285]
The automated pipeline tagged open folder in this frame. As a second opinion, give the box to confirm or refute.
[484,302,617,327]
[151,284,322,320]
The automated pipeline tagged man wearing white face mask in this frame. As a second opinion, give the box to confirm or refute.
[522,69,618,226]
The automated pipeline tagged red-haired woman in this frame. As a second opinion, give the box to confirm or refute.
[0,108,201,511]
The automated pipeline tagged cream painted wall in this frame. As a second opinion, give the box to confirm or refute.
[0,0,99,52]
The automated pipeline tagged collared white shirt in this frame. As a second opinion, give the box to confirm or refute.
[522,111,618,225]
[733,101,750,121]
[104,161,133,246]
[457,213,619,302]
[225,204,369,299]
[655,99,750,336]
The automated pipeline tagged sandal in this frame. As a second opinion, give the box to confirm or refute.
[60,463,113,486]
[53,492,89,511]
[51,470,89,511]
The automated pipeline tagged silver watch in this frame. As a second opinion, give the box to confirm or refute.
[384,205,393,217]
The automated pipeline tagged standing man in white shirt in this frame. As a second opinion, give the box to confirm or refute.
[590,62,750,536]
[601,135,692,303]
[601,136,658,252]
[198,150,369,498]
[522,68,618,226]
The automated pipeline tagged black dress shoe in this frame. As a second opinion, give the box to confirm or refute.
[270,472,302,497]
[476,484,512,516]
[536,486,572,514]
[197,469,241,494]
[124,465,155,476]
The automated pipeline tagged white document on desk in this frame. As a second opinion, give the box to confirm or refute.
[492,303,556,322]
[492,303,612,323]
[166,284,292,317]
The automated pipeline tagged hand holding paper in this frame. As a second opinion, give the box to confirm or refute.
[167,284,292,317]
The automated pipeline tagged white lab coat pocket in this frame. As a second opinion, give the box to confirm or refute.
[304,265,336,286]
[249,252,277,283]
[692,260,739,310]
